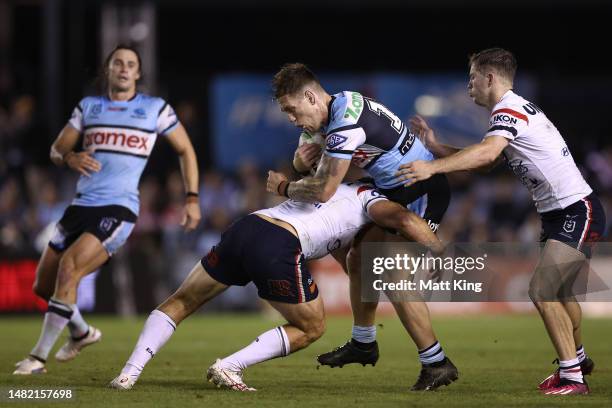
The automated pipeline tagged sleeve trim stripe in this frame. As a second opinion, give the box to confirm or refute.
[492,108,529,124]
[76,105,83,113]
[325,148,353,154]
[487,125,517,137]
[158,102,168,117]
[365,196,386,212]
[327,124,362,134]
[161,121,179,135]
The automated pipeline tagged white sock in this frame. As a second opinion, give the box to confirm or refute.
[67,305,89,339]
[219,326,290,372]
[30,299,73,361]
[122,310,176,379]
[559,358,583,383]
[352,325,376,343]
[576,345,586,363]
[418,340,446,365]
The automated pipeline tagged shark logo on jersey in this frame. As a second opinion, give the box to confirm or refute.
[90,104,102,117]
[132,107,147,119]
[326,134,348,149]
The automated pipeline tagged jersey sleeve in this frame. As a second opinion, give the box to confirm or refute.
[67,101,85,132]
[356,184,388,215]
[156,101,180,136]
[485,103,530,141]
[324,126,367,160]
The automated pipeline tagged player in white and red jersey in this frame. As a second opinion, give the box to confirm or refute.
[397,48,606,396]
[13,45,201,375]
[108,181,444,391]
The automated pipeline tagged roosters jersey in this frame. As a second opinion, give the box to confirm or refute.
[322,91,433,189]
[67,93,179,215]
[254,183,387,260]
[484,91,592,213]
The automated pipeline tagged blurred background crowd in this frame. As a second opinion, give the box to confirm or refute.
[1,0,611,314]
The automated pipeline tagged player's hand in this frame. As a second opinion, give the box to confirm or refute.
[181,201,201,231]
[64,151,102,177]
[294,143,322,172]
[267,170,288,195]
[409,115,437,149]
[396,160,435,186]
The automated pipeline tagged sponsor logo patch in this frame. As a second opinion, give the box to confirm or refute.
[326,134,348,149]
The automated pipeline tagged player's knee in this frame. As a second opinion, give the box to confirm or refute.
[304,318,326,344]
[32,280,52,301]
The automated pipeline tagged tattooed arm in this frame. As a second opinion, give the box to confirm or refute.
[267,154,351,203]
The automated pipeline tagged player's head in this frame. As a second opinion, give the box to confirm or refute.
[272,63,328,133]
[103,44,142,94]
[467,48,517,106]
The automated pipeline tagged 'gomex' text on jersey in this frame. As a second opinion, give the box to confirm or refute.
[68,93,179,215]
[484,90,591,212]
[254,182,387,260]
[323,91,433,189]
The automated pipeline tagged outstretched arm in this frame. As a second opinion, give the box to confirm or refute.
[397,135,509,186]
[166,123,201,231]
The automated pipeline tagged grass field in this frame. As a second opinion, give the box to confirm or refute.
[1,314,611,407]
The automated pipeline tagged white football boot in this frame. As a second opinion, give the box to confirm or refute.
[13,357,47,375]
[55,326,102,362]
[206,359,256,392]
[109,373,138,390]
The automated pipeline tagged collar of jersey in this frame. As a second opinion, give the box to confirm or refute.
[325,95,336,129]
[105,92,140,104]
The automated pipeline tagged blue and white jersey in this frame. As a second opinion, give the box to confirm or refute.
[67,93,179,215]
[323,91,433,189]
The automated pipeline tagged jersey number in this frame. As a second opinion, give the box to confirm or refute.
[365,98,404,134]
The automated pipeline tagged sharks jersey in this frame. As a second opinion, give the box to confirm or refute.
[323,91,434,189]
[67,93,179,215]
[485,91,592,213]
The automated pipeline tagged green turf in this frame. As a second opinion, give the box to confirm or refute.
[1,314,611,407]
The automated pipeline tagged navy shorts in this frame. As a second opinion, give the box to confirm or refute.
[49,205,137,256]
[201,215,319,304]
[540,193,606,257]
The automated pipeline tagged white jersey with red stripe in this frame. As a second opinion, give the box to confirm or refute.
[484,90,592,213]
[254,182,387,260]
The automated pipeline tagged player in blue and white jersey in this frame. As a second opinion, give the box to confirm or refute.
[266,63,456,391]
[13,45,201,375]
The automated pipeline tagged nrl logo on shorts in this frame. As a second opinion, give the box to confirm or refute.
[326,134,347,149]
[99,217,118,232]
[563,215,577,233]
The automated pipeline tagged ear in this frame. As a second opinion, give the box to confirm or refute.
[304,89,316,105]
[487,72,494,87]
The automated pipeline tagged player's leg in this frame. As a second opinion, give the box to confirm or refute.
[208,295,325,392]
[14,233,109,374]
[32,245,61,301]
[529,239,588,393]
[560,298,594,376]
[317,225,382,368]
[111,262,228,389]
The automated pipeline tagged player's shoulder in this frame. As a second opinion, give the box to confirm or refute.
[327,91,365,132]
[136,93,169,111]
[490,90,531,124]
[77,95,104,111]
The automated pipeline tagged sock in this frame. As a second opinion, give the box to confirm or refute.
[30,298,74,361]
[219,326,290,372]
[122,310,176,379]
[418,340,446,365]
[576,345,586,363]
[67,305,89,339]
[559,358,583,383]
[352,325,377,344]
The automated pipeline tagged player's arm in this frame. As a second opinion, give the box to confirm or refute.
[409,115,461,158]
[293,143,322,174]
[289,154,351,202]
[368,200,445,255]
[396,135,509,186]
[50,125,101,177]
[166,123,201,231]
